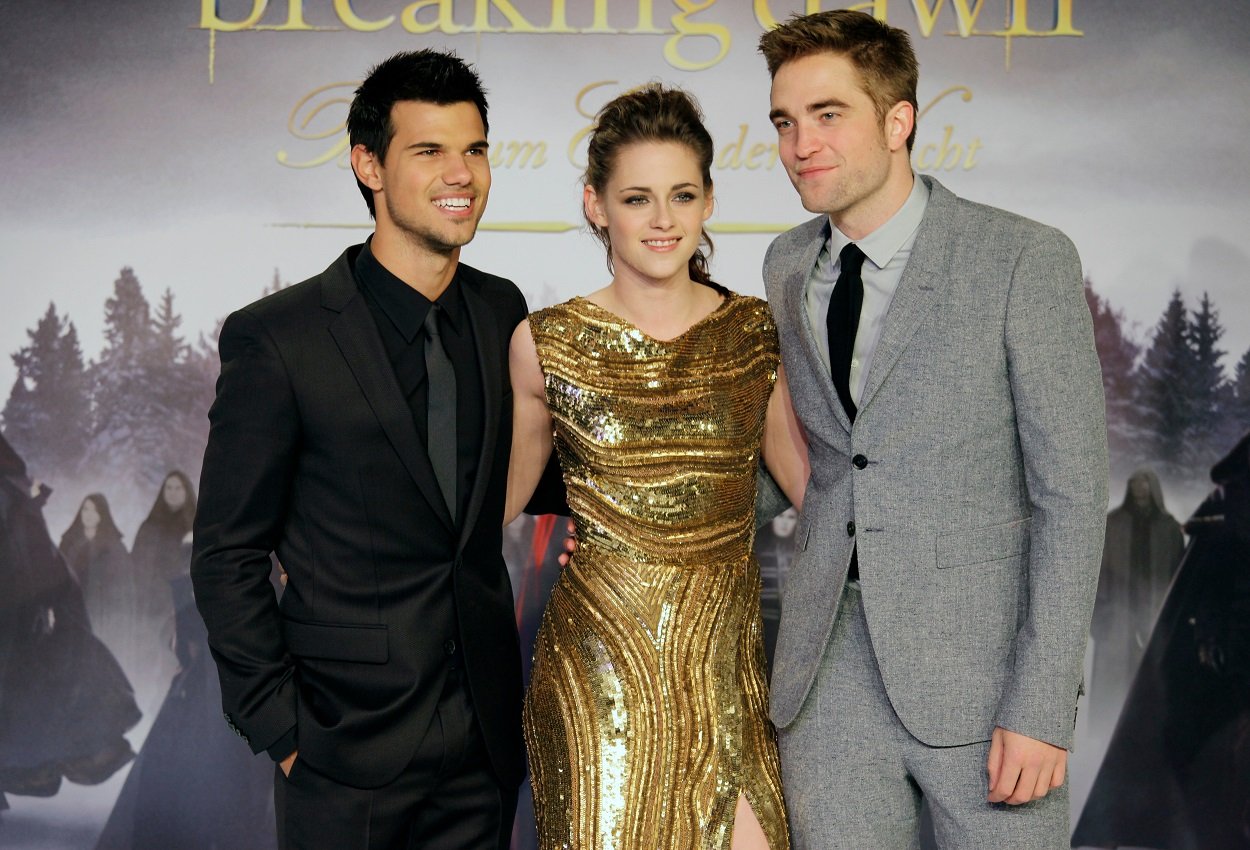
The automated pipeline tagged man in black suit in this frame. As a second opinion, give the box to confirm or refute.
[191,50,527,849]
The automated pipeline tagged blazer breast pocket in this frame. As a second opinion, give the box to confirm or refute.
[935,517,1030,569]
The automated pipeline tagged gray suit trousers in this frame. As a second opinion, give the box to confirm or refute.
[779,584,1068,850]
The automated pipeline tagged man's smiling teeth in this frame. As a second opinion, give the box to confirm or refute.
[643,238,678,247]
[434,198,471,209]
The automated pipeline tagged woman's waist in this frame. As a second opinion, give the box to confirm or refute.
[567,529,755,574]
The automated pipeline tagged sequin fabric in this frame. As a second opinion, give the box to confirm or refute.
[523,294,790,850]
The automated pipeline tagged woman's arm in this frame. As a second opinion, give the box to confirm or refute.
[761,363,809,511]
[504,319,554,525]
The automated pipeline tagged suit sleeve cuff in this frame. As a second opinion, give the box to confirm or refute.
[266,727,298,762]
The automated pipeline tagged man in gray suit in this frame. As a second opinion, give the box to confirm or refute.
[758,11,1107,848]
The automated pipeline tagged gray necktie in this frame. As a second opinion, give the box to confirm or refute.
[424,305,456,521]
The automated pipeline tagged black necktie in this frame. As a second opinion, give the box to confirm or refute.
[826,242,866,423]
[424,305,457,521]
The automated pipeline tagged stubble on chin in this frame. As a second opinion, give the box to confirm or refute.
[795,184,834,216]
[387,205,479,257]
[415,231,468,256]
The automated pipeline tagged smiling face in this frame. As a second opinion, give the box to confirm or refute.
[769,52,913,237]
[584,141,713,289]
[352,100,491,257]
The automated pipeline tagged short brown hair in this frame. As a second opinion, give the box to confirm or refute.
[759,10,919,151]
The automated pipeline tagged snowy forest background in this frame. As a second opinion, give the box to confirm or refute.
[0,269,288,534]
[6,264,1250,536]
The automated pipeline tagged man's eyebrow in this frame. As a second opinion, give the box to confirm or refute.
[807,98,851,113]
[769,98,852,122]
[402,139,490,150]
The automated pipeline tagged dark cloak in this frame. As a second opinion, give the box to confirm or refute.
[95,549,276,850]
[1073,434,1250,849]
[0,433,140,802]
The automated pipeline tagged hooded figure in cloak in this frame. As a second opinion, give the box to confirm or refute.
[1074,433,1250,849]
[1090,468,1185,738]
[0,431,139,810]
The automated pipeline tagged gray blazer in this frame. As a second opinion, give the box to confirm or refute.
[764,176,1107,750]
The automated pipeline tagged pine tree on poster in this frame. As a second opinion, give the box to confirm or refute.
[149,287,213,478]
[264,267,291,294]
[1233,346,1250,437]
[190,315,225,415]
[1084,279,1141,475]
[152,288,188,363]
[1186,292,1233,467]
[86,267,166,488]
[2,375,36,456]
[1135,290,1196,481]
[1,303,91,479]
[3,304,66,466]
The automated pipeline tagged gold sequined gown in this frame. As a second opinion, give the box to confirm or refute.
[524,294,790,850]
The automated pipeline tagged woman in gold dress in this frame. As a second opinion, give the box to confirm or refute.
[505,85,808,850]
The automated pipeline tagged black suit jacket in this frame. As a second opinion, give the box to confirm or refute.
[191,245,527,789]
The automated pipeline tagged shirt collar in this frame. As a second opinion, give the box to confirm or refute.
[827,174,929,270]
[355,237,466,343]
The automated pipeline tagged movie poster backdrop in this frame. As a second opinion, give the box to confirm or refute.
[2,2,1248,847]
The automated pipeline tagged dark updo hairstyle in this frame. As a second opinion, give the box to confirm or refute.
[584,83,725,294]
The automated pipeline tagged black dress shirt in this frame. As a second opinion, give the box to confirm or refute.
[354,240,483,525]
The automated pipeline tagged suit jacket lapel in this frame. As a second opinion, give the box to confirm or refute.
[456,272,503,552]
[787,218,853,435]
[322,259,455,532]
[858,177,956,414]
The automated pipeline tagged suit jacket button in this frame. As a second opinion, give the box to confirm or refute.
[444,639,457,656]
[852,454,868,469]
[846,521,856,537]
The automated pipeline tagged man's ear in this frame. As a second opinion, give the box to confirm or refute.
[351,144,384,193]
[885,101,914,153]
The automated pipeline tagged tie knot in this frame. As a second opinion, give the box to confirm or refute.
[838,242,866,274]
[424,304,444,338]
